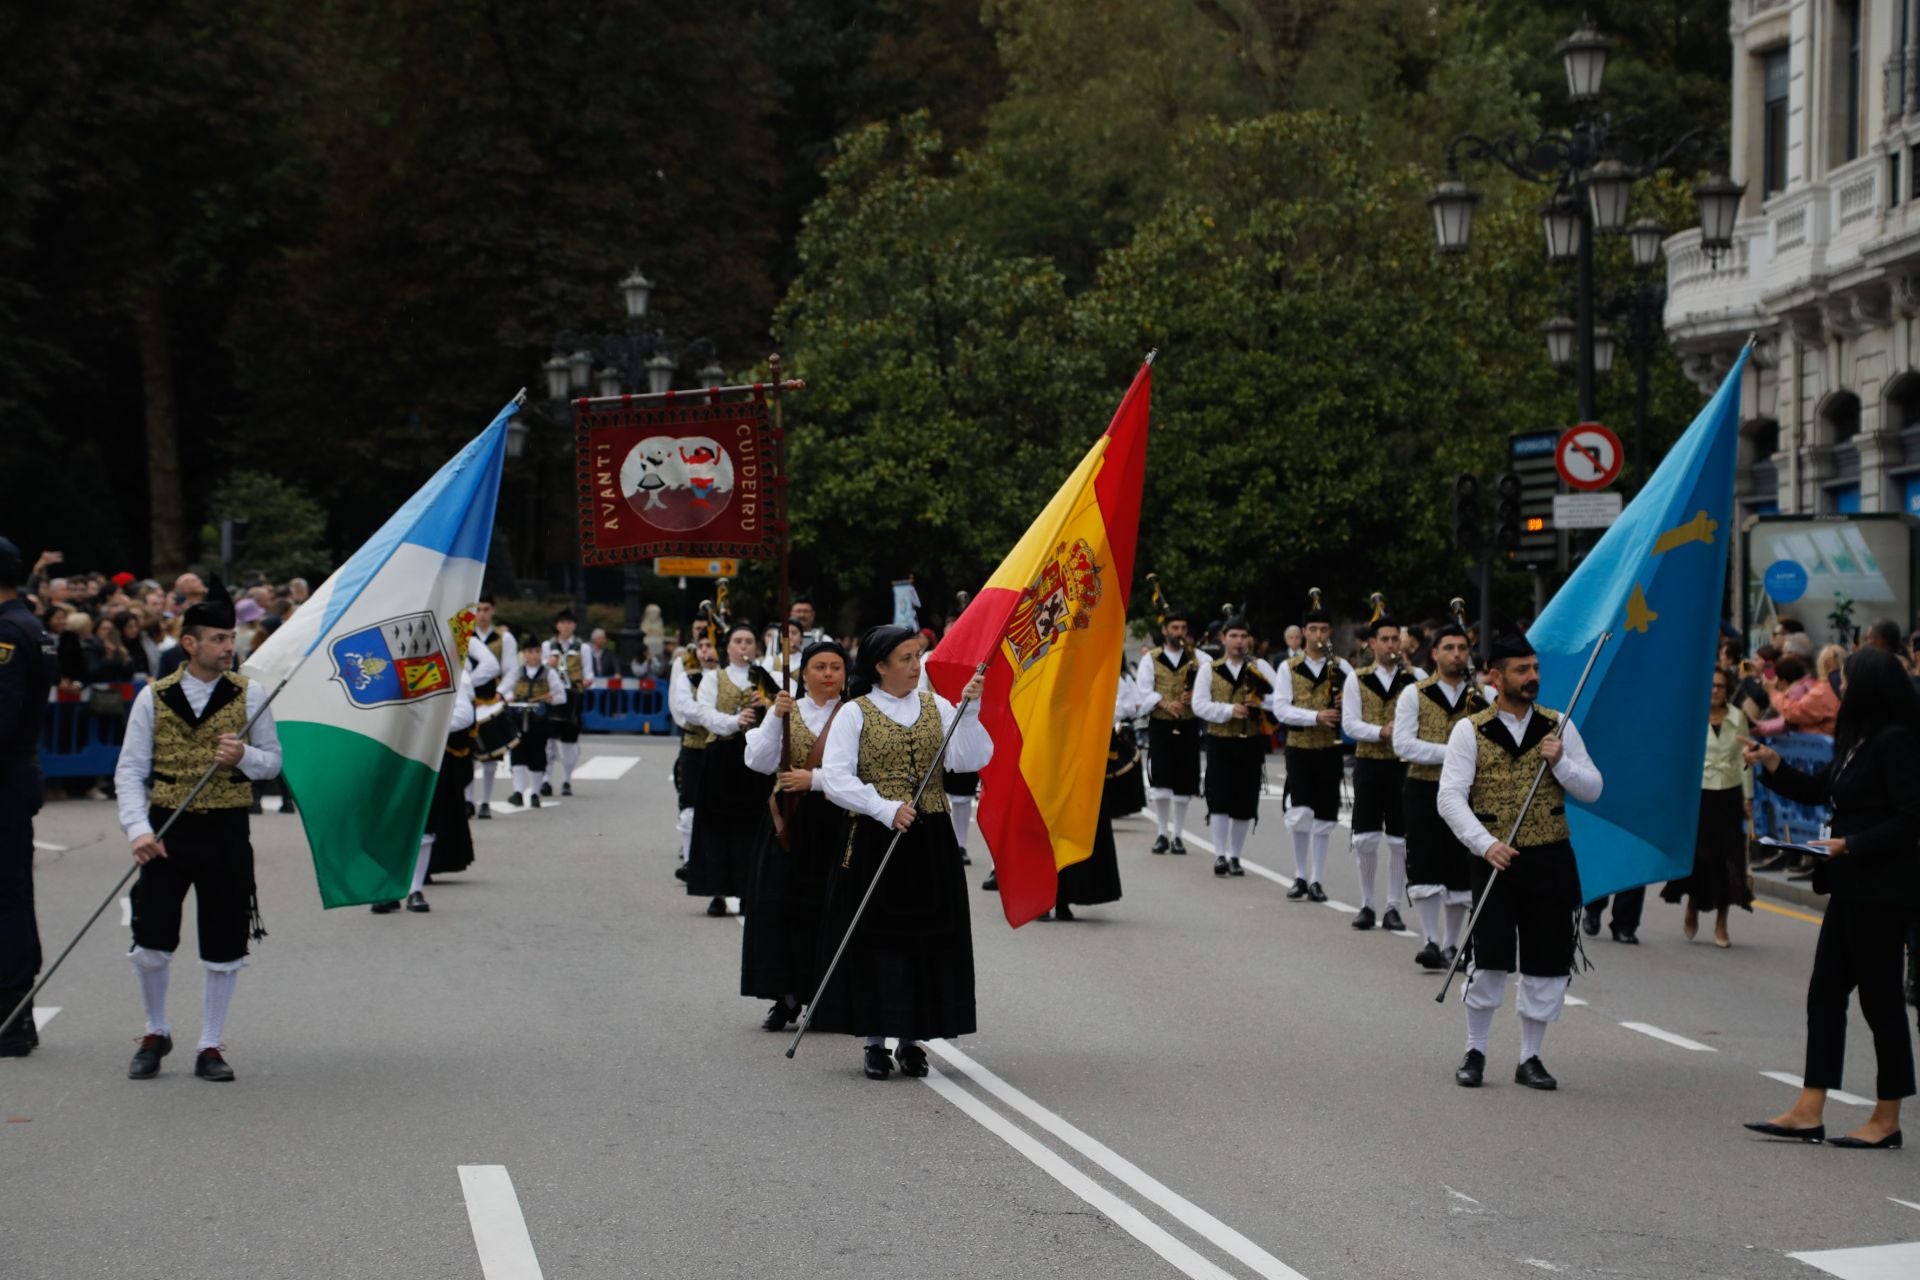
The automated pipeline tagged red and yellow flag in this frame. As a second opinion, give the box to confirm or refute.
[926,359,1150,926]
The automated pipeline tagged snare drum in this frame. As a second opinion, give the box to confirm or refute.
[473,701,519,760]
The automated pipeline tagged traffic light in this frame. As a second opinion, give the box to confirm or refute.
[1452,473,1481,550]
[1494,472,1523,550]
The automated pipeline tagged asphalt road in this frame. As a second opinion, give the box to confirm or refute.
[5,737,1918,1280]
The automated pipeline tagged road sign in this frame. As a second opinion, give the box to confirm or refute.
[1508,430,1560,566]
[1552,492,1623,530]
[1555,423,1623,491]
[654,557,738,578]
[1762,559,1809,605]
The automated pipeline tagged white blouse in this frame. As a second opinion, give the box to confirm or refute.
[743,694,840,786]
[690,664,758,738]
[819,686,994,825]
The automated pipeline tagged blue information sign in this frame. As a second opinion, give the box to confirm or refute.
[1762,559,1809,605]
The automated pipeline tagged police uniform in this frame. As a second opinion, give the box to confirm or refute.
[541,612,588,796]
[1340,645,1425,930]
[115,591,282,1082]
[1190,645,1278,876]
[1393,662,1487,969]
[0,537,59,1056]
[1273,640,1354,900]
[1135,632,1201,853]
[1437,636,1602,1089]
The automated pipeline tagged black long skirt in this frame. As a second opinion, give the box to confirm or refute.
[1058,816,1123,907]
[741,791,844,1000]
[1660,787,1753,913]
[426,747,475,875]
[686,734,764,900]
[807,809,976,1041]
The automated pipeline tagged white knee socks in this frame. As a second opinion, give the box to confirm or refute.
[1310,820,1335,884]
[477,761,498,803]
[411,835,434,895]
[1462,967,1507,1055]
[1209,813,1232,856]
[1413,894,1444,945]
[199,962,241,1051]
[1353,830,1380,909]
[1443,900,1469,950]
[1285,806,1312,880]
[949,795,973,851]
[130,946,171,1036]
[1466,1002,1496,1055]
[1519,1016,1547,1064]
[1170,796,1190,837]
[560,740,579,783]
[513,765,543,795]
[1385,835,1407,907]
[677,808,694,863]
[1151,794,1172,837]
[1227,818,1252,858]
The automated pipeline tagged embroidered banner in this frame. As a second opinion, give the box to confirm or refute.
[575,395,781,564]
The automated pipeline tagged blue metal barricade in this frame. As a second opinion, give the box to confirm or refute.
[578,680,675,735]
[40,693,131,778]
[1752,731,1832,842]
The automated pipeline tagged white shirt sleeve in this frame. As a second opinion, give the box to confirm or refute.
[1133,651,1163,711]
[544,667,568,707]
[1272,659,1317,728]
[1340,670,1378,741]
[497,631,518,690]
[239,678,282,782]
[466,638,500,686]
[1189,654,1232,724]
[939,694,994,773]
[1553,717,1603,804]
[743,708,785,775]
[448,671,477,732]
[690,670,744,737]
[668,664,696,728]
[1394,684,1445,766]
[115,687,158,841]
[1115,675,1156,722]
[1437,718,1495,856]
[819,700,895,824]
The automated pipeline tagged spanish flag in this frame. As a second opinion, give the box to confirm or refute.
[926,358,1151,926]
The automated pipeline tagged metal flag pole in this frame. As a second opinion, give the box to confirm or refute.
[785,660,989,1060]
[1435,630,1612,1003]
[0,674,293,1042]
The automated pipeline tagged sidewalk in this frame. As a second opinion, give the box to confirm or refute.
[1750,861,1825,913]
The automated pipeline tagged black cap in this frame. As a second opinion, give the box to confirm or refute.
[1162,609,1193,626]
[181,576,236,631]
[552,607,578,624]
[0,536,21,588]
[1367,614,1399,636]
[1489,630,1536,663]
[1220,615,1252,635]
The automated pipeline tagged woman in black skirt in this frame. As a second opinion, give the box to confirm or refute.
[814,626,990,1080]
[686,622,778,917]
[1054,675,1155,920]
[741,640,848,1030]
[1660,667,1753,946]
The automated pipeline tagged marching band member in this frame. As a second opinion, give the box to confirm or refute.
[685,622,778,917]
[508,638,565,808]
[540,608,588,797]
[1136,611,1201,855]
[667,629,717,877]
[1340,613,1424,931]
[1052,673,1155,920]
[1394,622,1485,970]
[465,597,514,819]
[1273,593,1353,902]
[1190,617,1278,878]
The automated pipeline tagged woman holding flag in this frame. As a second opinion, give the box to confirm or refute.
[811,625,989,1081]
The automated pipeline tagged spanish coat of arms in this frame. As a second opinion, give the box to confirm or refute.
[1003,539,1103,671]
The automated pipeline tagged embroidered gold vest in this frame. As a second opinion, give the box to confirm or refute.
[784,705,827,769]
[853,692,951,814]
[550,637,586,687]
[1206,659,1270,740]
[1353,663,1417,761]
[512,672,547,703]
[1408,676,1487,782]
[679,651,711,750]
[1467,705,1568,847]
[1148,648,1195,720]
[148,668,255,811]
[1285,656,1339,750]
[715,667,753,716]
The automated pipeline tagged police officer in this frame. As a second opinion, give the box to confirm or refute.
[0,536,60,1057]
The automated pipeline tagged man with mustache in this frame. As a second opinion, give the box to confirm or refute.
[1437,631,1603,1092]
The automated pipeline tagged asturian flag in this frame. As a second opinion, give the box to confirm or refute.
[927,359,1150,926]
[1531,345,1753,900]
[244,399,514,907]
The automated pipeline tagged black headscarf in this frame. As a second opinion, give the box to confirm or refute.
[800,638,849,672]
[849,625,918,700]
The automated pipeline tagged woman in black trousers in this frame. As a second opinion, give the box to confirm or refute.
[1741,647,1920,1150]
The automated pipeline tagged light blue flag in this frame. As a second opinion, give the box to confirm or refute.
[1530,345,1752,900]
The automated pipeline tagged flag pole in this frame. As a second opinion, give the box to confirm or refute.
[1435,630,1611,1003]
[785,660,989,1060]
[0,672,296,1042]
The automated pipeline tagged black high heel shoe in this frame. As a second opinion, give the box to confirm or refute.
[1742,1121,1825,1143]
[1828,1130,1902,1149]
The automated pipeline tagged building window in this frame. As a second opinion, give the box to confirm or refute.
[1843,1,1861,163]
[1830,482,1862,513]
[1894,152,1905,207]
[1764,49,1790,194]
[1904,475,1920,516]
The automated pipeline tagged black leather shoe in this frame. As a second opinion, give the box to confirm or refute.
[477,804,491,819]
[1444,945,1459,968]
[0,999,38,1057]
[1743,1120,1824,1143]
[1381,907,1406,932]
[1214,856,1229,877]
[1454,1049,1485,1088]
[981,872,998,891]
[960,853,971,865]
[1351,907,1377,930]
[1414,940,1447,970]
[369,900,400,914]
[194,1048,236,1082]
[761,1000,799,1032]
[530,792,542,809]
[507,791,524,808]
[1610,925,1638,945]
[1170,838,1188,855]
[863,1044,893,1080]
[128,1033,171,1079]
[1228,858,1244,877]
[1054,901,1075,921]
[465,801,476,818]
[1513,1056,1558,1090]
[706,897,727,917]
[1286,878,1309,900]
[673,864,689,882]
[896,1043,929,1077]
[1307,882,1328,903]
[561,782,572,797]
[539,781,553,797]
[1581,910,1601,936]
[1828,1130,1902,1149]
[405,891,430,913]
[1151,835,1170,855]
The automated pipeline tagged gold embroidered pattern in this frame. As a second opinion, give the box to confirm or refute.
[1285,656,1338,750]
[1467,706,1568,847]
[1408,677,1486,782]
[148,669,254,811]
[1353,663,1416,761]
[854,692,952,815]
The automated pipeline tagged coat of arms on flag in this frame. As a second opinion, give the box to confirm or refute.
[327,612,455,708]
[1003,539,1102,671]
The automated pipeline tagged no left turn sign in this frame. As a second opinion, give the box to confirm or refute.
[1555,423,1623,492]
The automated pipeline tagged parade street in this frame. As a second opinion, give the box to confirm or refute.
[0,735,1911,1280]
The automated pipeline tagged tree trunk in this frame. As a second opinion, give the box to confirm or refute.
[133,284,186,576]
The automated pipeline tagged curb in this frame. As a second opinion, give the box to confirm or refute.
[1751,869,1825,913]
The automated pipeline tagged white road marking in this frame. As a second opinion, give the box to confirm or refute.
[571,755,640,781]
[1761,1071,1873,1107]
[32,1006,59,1031]
[929,1040,1311,1280]
[1521,1261,1566,1273]
[490,801,563,816]
[32,840,67,852]
[921,1066,1241,1280]
[457,1165,545,1280]
[1788,1241,1920,1279]
[1890,1198,1920,1213]
[1322,898,1358,913]
[1619,1022,1715,1052]
[119,898,132,926]
[1562,995,1588,1007]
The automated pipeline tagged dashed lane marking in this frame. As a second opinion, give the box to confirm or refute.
[1890,1198,1920,1213]
[1760,1071,1873,1107]
[1618,1022,1715,1052]
[32,840,67,852]
[457,1165,545,1280]
[570,755,640,781]
[1788,1240,1920,1278]
[488,801,564,817]
[32,1007,59,1032]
